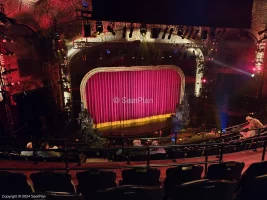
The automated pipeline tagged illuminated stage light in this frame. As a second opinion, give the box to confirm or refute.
[140,24,147,35]
[202,78,207,83]
[96,21,103,34]
[251,74,255,77]
[253,68,256,71]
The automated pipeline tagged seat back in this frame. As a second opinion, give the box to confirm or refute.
[121,168,160,186]
[97,185,163,200]
[172,179,237,200]
[76,169,116,199]
[234,174,267,200]
[45,192,84,200]
[0,171,33,194]
[163,165,203,198]
[30,171,75,193]
[237,161,267,189]
[206,161,245,181]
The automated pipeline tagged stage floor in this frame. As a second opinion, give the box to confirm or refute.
[98,118,172,138]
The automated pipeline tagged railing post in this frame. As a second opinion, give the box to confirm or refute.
[65,149,69,173]
[33,147,38,165]
[204,147,208,177]
[262,142,266,161]
[147,147,150,168]
[219,144,224,162]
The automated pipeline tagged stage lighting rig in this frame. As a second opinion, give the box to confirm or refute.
[151,27,160,39]
[192,28,200,39]
[140,24,147,35]
[96,21,103,34]
[107,24,115,35]
[1,68,18,75]
[129,24,134,38]
[201,30,208,40]
[83,23,91,37]
[162,27,168,39]
[258,26,267,35]
[177,27,183,37]
[168,28,174,40]
[122,25,127,38]
[0,4,16,28]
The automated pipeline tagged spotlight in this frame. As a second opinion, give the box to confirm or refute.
[202,78,207,83]
[107,25,115,35]
[122,25,127,38]
[129,24,134,38]
[162,27,168,39]
[251,74,255,77]
[96,21,103,34]
[168,28,174,40]
[140,24,147,35]
[83,24,91,37]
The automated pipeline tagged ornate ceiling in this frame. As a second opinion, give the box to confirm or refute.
[0,0,266,40]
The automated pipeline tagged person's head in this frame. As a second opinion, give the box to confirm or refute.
[246,116,253,122]
[40,142,49,149]
[152,140,159,146]
[26,142,32,149]
[133,140,141,147]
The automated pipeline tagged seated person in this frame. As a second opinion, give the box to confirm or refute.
[116,139,145,156]
[21,142,33,156]
[240,116,266,138]
[150,140,166,155]
[37,142,61,157]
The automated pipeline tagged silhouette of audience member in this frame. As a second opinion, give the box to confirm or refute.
[150,140,166,155]
[37,142,60,157]
[21,142,33,156]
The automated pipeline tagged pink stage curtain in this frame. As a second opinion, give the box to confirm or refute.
[85,69,181,124]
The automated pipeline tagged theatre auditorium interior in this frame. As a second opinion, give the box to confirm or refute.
[1,0,267,199]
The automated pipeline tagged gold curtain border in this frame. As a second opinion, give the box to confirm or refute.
[80,65,185,128]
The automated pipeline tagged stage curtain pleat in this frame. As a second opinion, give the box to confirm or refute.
[86,69,181,125]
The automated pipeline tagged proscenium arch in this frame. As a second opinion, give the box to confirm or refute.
[80,65,185,128]
[67,29,205,97]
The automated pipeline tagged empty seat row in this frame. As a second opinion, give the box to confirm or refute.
[1,161,267,200]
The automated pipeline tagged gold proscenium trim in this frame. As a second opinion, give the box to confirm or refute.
[80,65,185,128]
